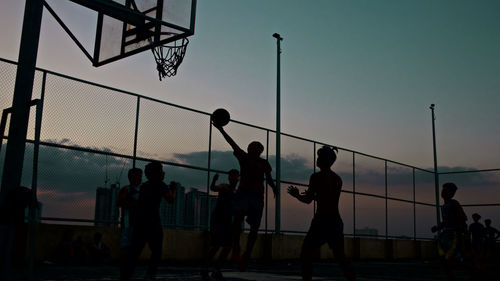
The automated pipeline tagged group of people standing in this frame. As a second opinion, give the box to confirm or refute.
[431,182,500,280]
[117,121,355,281]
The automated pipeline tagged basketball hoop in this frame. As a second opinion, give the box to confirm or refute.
[151,37,189,81]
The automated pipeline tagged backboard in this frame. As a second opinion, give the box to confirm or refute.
[57,0,196,66]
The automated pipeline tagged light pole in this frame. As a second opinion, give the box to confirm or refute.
[430,104,441,226]
[272,33,282,234]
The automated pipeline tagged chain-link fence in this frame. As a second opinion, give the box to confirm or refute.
[1,57,499,240]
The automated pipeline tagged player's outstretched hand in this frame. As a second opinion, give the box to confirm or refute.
[431,225,438,233]
[213,173,219,182]
[287,186,299,198]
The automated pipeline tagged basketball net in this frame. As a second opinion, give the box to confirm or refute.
[151,37,189,81]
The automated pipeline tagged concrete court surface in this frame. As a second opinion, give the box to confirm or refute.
[12,260,500,281]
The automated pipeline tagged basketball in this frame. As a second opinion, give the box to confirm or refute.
[211,108,230,127]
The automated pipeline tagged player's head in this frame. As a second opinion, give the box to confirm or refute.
[472,213,481,222]
[316,146,338,169]
[247,141,264,157]
[145,161,165,181]
[441,182,457,200]
[485,219,491,226]
[128,168,142,186]
[228,169,240,185]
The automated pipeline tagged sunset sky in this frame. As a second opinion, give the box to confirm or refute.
[0,0,499,235]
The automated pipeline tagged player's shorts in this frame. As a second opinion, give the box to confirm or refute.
[232,190,264,229]
[303,213,344,250]
[210,213,233,247]
[437,228,465,261]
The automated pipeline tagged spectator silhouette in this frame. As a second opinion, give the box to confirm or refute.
[469,213,485,267]
[484,219,500,261]
[288,146,355,281]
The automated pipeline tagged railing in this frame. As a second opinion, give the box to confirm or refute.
[1,57,499,241]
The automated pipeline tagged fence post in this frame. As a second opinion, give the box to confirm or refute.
[265,130,269,234]
[313,142,316,214]
[132,97,140,168]
[353,152,356,237]
[28,72,46,280]
[413,168,416,240]
[206,118,213,229]
[385,160,388,239]
[430,104,441,226]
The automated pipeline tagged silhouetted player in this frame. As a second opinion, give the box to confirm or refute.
[117,168,142,250]
[120,161,176,281]
[469,213,485,264]
[201,170,239,281]
[288,146,355,281]
[484,219,500,260]
[431,182,467,281]
[213,124,277,272]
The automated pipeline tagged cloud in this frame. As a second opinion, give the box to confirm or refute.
[3,139,498,223]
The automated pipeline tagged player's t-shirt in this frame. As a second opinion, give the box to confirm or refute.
[234,148,272,193]
[213,184,236,215]
[118,185,140,228]
[134,180,170,228]
[308,170,342,219]
[441,199,467,231]
[469,222,485,242]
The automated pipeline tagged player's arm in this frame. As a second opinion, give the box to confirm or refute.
[495,228,500,239]
[265,169,277,197]
[210,174,220,191]
[163,182,177,203]
[214,124,241,152]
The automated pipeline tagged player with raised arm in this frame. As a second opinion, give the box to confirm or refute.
[213,122,277,272]
[201,170,239,281]
[288,146,355,281]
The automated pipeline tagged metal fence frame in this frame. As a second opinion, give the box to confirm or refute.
[1,57,500,241]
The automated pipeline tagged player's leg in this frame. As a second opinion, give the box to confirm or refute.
[239,195,264,271]
[146,227,163,279]
[121,228,146,281]
[328,222,355,281]
[202,245,219,279]
[239,224,258,272]
[300,241,315,281]
[231,214,244,260]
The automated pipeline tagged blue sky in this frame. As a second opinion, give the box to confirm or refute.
[1,0,499,170]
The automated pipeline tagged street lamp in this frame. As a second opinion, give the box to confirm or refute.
[273,33,282,233]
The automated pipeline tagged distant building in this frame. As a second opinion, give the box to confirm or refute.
[94,184,120,226]
[159,182,185,228]
[355,227,379,237]
[184,188,217,229]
